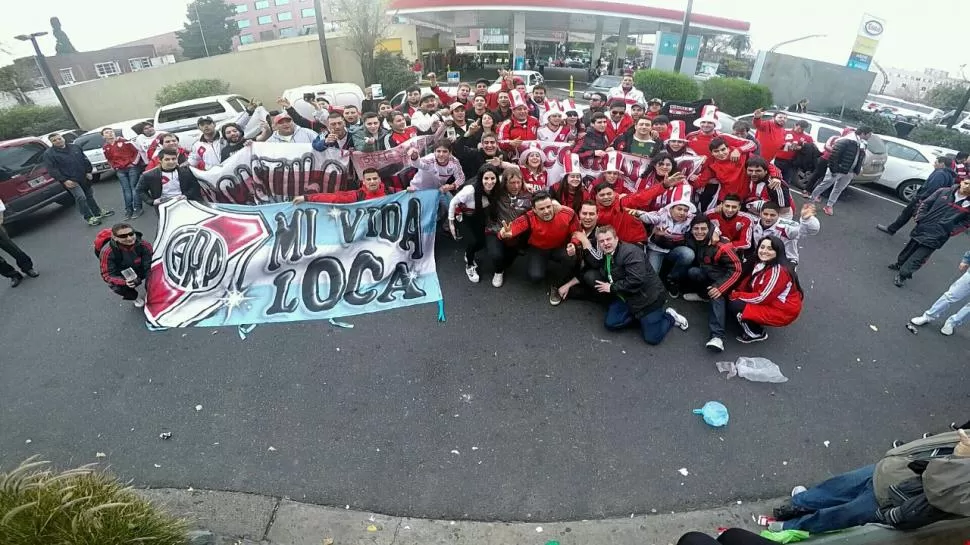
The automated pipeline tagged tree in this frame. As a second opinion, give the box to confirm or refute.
[728,34,751,59]
[50,17,78,54]
[334,0,392,85]
[176,0,239,59]
[925,83,969,111]
[0,64,36,105]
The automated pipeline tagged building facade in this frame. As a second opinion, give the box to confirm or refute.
[229,0,337,47]
[12,44,170,88]
[871,65,965,100]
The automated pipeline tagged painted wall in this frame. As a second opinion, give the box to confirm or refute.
[60,36,368,129]
[0,88,60,110]
[751,52,876,112]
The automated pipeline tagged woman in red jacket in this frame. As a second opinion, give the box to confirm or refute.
[519,145,549,193]
[728,235,803,343]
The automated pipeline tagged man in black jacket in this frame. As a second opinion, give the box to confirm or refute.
[878,156,956,235]
[808,126,872,216]
[573,112,611,167]
[891,179,970,287]
[587,225,688,344]
[99,222,153,307]
[43,133,113,226]
[683,217,742,352]
[136,149,203,208]
[452,130,506,180]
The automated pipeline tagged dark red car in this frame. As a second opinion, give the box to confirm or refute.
[0,137,69,224]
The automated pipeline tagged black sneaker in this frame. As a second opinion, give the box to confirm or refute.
[894,274,905,287]
[665,282,681,298]
[9,274,23,287]
[736,332,768,344]
[773,502,812,521]
[888,263,900,271]
[132,209,144,219]
[876,224,894,235]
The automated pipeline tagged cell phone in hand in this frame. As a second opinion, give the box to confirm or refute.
[446,127,457,140]
[121,268,137,281]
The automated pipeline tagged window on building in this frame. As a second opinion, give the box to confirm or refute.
[59,68,76,85]
[279,26,297,37]
[128,57,152,71]
[254,0,270,8]
[239,34,255,44]
[278,11,292,21]
[94,61,121,78]
[275,0,290,4]
[301,7,315,17]
[236,4,248,12]
[259,29,276,40]
[302,24,317,35]
[257,15,273,24]
[238,19,251,28]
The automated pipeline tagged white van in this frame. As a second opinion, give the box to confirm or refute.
[154,94,253,149]
[280,83,365,122]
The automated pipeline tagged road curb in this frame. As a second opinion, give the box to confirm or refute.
[135,488,969,544]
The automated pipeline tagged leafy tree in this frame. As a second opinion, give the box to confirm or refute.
[908,125,970,152]
[373,52,417,99]
[333,0,391,84]
[0,106,71,140]
[155,79,231,107]
[728,34,751,59]
[0,64,36,105]
[50,17,78,54]
[925,84,969,111]
[633,69,699,102]
[701,78,771,115]
[176,0,239,59]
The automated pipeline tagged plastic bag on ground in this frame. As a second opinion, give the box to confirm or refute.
[693,401,729,427]
[717,357,788,383]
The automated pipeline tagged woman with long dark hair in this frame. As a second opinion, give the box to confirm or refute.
[630,151,687,207]
[448,164,501,283]
[485,167,533,288]
[550,153,587,215]
[728,235,804,343]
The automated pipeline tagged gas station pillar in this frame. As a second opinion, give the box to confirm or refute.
[614,18,629,75]
[590,16,604,66]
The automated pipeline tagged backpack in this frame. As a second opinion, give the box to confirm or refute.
[873,431,959,507]
[93,228,113,259]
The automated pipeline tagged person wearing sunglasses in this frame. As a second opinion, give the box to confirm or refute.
[98,222,153,308]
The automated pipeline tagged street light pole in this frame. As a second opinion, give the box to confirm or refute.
[193,1,211,57]
[768,34,827,53]
[314,0,333,82]
[672,0,693,74]
[15,32,79,129]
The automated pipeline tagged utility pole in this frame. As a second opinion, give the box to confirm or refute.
[14,32,79,129]
[314,0,334,82]
[193,1,211,57]
[672,0,693,74]
[947,85,970,129]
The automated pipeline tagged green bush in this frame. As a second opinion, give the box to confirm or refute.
[155,78,231,107]
[824,108,897,137]
[373,52,417,101]
[0,456,189,545]
[0,106,72,140]
[907,125,970,153]
[632,69,699,102]
[700,78,772,116]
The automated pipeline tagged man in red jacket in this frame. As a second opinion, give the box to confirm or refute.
[752,108,788,162]
[706,193,755,252]
[697,138,782,204]
[101,128,143,219]
[497,91,539,151]
[686,105,755,160]
[498,190,579,295]
[605,99,634,143]
[429,73,473,110]
[293,168,408,204]
[772,120,815,185]
[592,181,647,245]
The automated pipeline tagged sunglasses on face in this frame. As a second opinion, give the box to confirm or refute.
[115,232,135,238]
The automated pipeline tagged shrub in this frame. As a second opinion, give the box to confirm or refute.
[373,52,417,101]
[155,78,231,107]
[0,456,188,545]
[907,125,970,153]
[700,78,772,116]
[824,108,897,137]
[0,106,72,140]
[632,69,699,102]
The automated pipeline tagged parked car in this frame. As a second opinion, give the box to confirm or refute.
[387,85,459,111]
[70,120,146,179]
[281,83,365,122]
[40,129,81,145]
[0,137,69,224]
[583,75,622,100]
[874,136,958,201]
[736,112,887,184]
[154,94,253,149]
[487,70,544,94]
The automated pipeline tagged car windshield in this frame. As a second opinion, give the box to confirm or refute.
[593,76,622,88]
[75,132,110,151]
[0,142,47,180]
[157,102,226,124]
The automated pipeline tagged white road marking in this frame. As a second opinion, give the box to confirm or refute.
[847,185,905,207]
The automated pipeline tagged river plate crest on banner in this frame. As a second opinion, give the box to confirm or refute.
[144,191,443,331]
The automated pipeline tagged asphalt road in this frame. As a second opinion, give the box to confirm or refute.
[1,179,967,522]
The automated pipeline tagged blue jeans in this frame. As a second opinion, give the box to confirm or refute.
[686,266,725,338]
[924,270,970,329]
[648,246,695,281]
[65,179,103,220]
[604,300,673,345]
[116,166,142,214]
[784,464,880,534]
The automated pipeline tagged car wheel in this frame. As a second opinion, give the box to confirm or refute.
[897,179,923,202]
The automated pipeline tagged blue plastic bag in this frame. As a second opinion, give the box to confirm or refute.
[693,401,729,427]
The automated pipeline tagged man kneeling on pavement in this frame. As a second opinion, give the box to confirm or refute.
[98,223,152,308]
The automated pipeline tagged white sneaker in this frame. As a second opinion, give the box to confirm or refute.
[464,264,480,283]
[133,297,146,308]
[910,314,932,326]
[682,293,707,302]
[491,272,504,288]
[791,485,807,497]
[941,322,955,336]
[666,307,689,330]
[705,337,724,352]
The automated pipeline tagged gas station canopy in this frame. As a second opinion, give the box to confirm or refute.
[388,0,750,37]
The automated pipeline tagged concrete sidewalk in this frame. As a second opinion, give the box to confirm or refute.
[136,488,969,545]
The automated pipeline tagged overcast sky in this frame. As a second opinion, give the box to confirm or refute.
[0,0,965,77]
